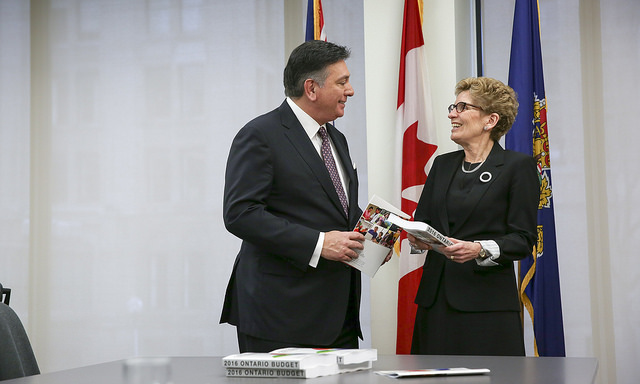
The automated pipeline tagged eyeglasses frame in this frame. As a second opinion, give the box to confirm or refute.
[448,101,484,113]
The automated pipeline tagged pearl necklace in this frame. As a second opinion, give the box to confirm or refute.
[461,159,486,174]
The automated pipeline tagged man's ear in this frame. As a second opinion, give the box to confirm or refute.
[304,78,317,101]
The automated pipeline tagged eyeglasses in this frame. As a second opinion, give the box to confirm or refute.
[448,101,483,113]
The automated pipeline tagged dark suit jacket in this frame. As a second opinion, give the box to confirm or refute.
[220,100,362,345]
[413,143,539,313]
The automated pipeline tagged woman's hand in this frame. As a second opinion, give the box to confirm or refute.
[407,234,482,263]
[407,233,435,251]
[439,238,483,263]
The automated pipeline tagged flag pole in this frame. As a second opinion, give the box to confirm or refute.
[474,0,484,77]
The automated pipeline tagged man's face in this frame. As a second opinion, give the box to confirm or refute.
[314,60,354,123]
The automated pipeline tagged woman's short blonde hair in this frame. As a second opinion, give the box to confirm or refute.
[455,77,519,141]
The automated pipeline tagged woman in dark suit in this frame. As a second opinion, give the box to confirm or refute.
[407,77,540,356]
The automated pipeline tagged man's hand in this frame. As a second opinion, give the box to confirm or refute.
[321,231,365,262]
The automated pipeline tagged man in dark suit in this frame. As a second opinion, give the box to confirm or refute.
[220,40,366,353]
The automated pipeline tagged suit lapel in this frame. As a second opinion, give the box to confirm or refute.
[435,151,464,234]
[279,102,349,219]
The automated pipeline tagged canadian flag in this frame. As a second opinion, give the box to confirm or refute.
[394,0,439,354]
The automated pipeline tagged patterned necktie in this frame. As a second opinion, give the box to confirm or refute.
[318,126,349,215]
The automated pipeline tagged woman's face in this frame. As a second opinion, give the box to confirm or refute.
[448,90,488,146]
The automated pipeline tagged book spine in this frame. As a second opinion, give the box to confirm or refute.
[222,360,301,369]
[225,368,309,378]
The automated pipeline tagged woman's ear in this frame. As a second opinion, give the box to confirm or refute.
[485,113,499,130]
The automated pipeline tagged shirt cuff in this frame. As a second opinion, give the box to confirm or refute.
[309,232,324,268]
[474,240,500,266]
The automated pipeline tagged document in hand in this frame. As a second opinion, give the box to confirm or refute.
[386,214,453,251]
[347,195,409,277]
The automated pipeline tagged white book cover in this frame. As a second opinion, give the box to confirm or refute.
[269,347,378,365]
[337,360,373,373]
[225,364,340,379]
[222,352,335,370]
[386,213,454,251]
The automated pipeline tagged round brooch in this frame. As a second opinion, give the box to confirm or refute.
[479,171,492,183]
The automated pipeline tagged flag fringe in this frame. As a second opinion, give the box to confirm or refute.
[520,247,539,357]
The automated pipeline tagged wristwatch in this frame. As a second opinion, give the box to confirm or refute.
[477,246,489,259]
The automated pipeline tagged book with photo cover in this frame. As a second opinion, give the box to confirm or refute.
[348,195,409,277]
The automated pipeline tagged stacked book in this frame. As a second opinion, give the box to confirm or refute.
[222,347,377,379]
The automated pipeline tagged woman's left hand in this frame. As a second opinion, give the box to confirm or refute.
[440,238,483,263]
